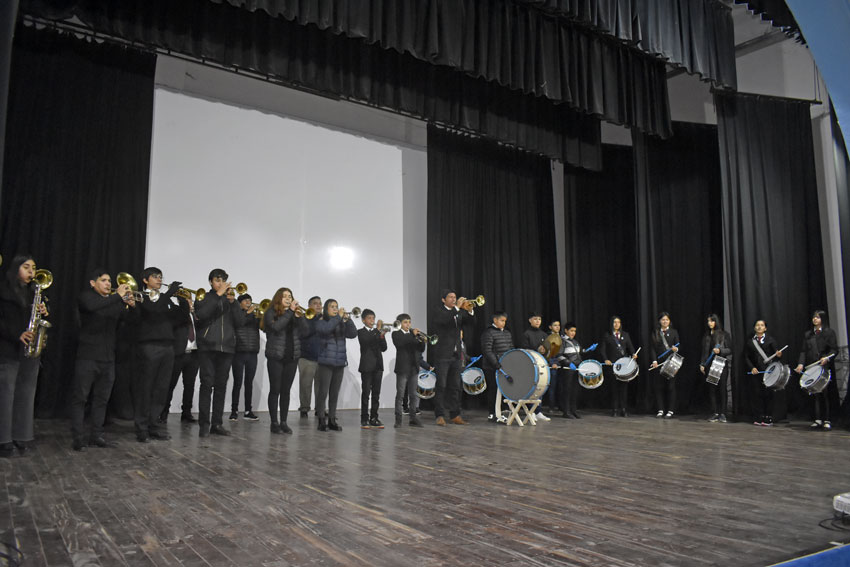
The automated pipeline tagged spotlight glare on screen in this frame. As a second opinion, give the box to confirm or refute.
[328,246,355,270]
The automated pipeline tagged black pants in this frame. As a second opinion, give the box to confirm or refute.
[166,350,199,415]
[708,367,729,415]
[198,351,233,430]
[231,351,258,413]
[134,343,174,437]
[267,357,298,424]
[607,367,629,411]
[316,364,344,420]
[433,357,462,419]
[70,359,115,441]
[360,370,383,420]
[654,373,676,413]
[813,376,839,422]
[755,379,774,420]
[562,369,579,414]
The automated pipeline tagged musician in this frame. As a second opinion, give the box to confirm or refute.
[430,289,475,426]
[482,311,514,423]
[649,312,680,419]
[358,309,388,429]
[195,268,245,437]
[391,313,425,428]
[230,293,260,422]
[0,255,46,457]
[699,314,732,423]
[600,316,637,418]
[264,287,307,434]
[795,310,838,430]
[521,312,551,421]
[315,299,357,431]
[70,269,137,451]
[135,267,184,442]
[744,320,782,426]
[162,292,199,423]
[297,295,322,418]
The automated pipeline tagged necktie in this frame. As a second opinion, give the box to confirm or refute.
[188,314,196,342]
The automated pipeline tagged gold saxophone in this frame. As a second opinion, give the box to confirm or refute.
[25,269,53,358]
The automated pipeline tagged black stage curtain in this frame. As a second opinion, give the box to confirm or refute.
[715,92,826,421]
[0,0,19,200]
[563,144,642,409]
[426,125,560,407]
[0,26,154,418]
[834,107,850,355]
[203,0,674,136]
[633,122,724,415]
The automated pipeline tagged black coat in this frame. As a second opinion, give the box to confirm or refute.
[600,331,635,363]
[797,327,838,367]
[77,288,136,362]
[235,309,260,353]
[744,334,779,372]
[649,328,680,362]
[263,308,307,361]
[430,304,474,360]
[522,327,548,354]
[700,329,733,366]
[0,279,32,361]
[392,329,425,373]
[480,325,514,369]
[358,327,387,372]
[195,292,245,353]
[137,289,185,345]
[171,296,198,354]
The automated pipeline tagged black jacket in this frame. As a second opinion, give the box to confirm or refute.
[700,330,733,366]
[481,325,514,369]
[522,328,548,354]
[0,279,32,361]
[430,304,474,360]
[263,308,307,361]
[744,334,779,372]
[137,289,185,345]
[358,327,387,372]
[235,309,260,353]
[797,327,838,367]
[600,331,635,363]
[554,336,586,366]
[171,296,198,354]
[195,292,245,353]
[649,328,680,362]
[392,329,426,373]
[77,289,136,362]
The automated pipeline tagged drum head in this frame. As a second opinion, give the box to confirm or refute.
[498,349,545,401]
[578,360,603,378]
[613,357,638,380]
[461,367,484,385]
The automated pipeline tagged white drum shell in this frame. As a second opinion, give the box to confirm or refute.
[800,366,831,394]
[613,357,639,382]
[416,371,437,399]
[763,362,790,391]
[660,352,684,379]
[461,367,487,396]
[578,359,604,389]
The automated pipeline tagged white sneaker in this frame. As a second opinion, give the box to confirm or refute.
[536,412,551,422]
[496,415,508,424]
[665,411,674,419]
[656,410,664,418]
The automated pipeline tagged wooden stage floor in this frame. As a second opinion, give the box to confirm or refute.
[1,410,849,566]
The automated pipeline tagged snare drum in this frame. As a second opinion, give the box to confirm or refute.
[416,370,437,399]
[763,362,790,390]
[497,349,550,401]
[613,356,639,382]
[461,367,487,395]
[800,365,831,394]
[660,352,684,379]
[706,356,726,385]
[577,359,604,389]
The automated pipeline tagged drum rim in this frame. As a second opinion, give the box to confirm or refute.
[498,348,544,401]
[613,356,638,378]
[578,359,603,377]
[461,367,485,383]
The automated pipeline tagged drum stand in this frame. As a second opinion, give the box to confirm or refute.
[505,399,542,426]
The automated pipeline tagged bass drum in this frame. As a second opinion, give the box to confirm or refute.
[461,367,486,395]
[613,357,639,382]
[577,360,604,389]
[497,349,550,401]
[763,362,789,391]
[416,370,437,399]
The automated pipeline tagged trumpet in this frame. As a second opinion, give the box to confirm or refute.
[461,294,485,311]
[253,298,272,318]
[226,282,248,297]
[417,331,439,345]
[294,305,318,319]
[111,272,145,302]
[379,320,403,333]
[175,287,206,302]
[340,306,361,320]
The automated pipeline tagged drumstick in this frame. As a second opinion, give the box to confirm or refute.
[764,345,788,363]
[634,347,641,357]
[464,355,482,370]
[656,343,680,360]
[747,370,767,375]
[798,352,835,372]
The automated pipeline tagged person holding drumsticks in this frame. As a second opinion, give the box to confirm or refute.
[795,310,838,430]
[649,311,680,419]
[482,311,514,424]
[600,315,637,418]
[699,314,732,423]
[744,319,781,427]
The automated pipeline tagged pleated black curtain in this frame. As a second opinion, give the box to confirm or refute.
[633,122,724,414]
[426,125,560,408]
[833,109,850,357]
[715,92,826,421]
[0,0,19,199]
[1,26,155,417]
[563,145,641,409]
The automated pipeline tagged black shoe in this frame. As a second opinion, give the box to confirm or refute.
[72,438,86,452]
[361,419,371,429]
[318,418,328,432]
[328,419,343,431]
[13,440,30,455]
[563,412,574,419]
[199,427,210,438]
[395,415,402,428]
[611,410,617,417]
[136,435,151,443]
[270,422,282,434]
[244,411,259,421]
[181,412,197,423]
[0,443,14,458]
[89,436,114,448]
[229,412,238,422]
[572,412,581,419]
[415,408,422,415]
[402,407,410,415]
[409,416,423,427]
[621,409,628,417]
[280,422,292,434]
[369,417,384,429]
[300,410,308,419]
[210,425,231,436]
[149,432,171,441]
[158,409,169,424]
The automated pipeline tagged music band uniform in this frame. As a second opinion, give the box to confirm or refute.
[553,325,585,419]
[600,328,635,417]
[430,291,475,424]
[163,295,199,423]
[797,320,838,428]
[700,319,732,421]
[391,315,426,427]
[231,293,260,420]
[481,316,514,421]
[744,331,779,425]
[650,323,680,417]
[357,309,387,428]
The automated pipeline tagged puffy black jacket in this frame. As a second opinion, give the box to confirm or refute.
[195,292,245,353]
[0,279,31,361]
[316,316,357,367]
[481,325,514,369]
[264,308,308,360]
[235,310,260,353]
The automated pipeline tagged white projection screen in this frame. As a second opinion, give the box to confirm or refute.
[147,88,405,413]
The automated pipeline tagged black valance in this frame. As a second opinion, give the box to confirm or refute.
[21,0,604,169]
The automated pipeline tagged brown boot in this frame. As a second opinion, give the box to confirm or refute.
[435,416,446,426]
[450,416,468,425]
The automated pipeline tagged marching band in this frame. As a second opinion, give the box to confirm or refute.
[0,259,844,456]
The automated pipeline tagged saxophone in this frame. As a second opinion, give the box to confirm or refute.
[25,269,53,358]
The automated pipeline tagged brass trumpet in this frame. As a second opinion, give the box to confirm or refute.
[227,282,248,296]
[294,305,318,319]
[111,272,145,302]
[254,298,272,319]
[461,294,485,311]
[176,287,206,302]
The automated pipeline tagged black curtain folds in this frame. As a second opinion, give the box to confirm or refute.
[1,26,154,417]
[833,106,850,349]
[426,125,561,407]
[0,0,19,201]
[715,92,826,420]
[564,145,641,409]
[632,122,724,414]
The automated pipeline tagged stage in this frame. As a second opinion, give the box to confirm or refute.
[1,412,849,566]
